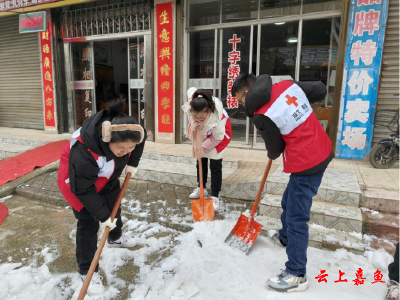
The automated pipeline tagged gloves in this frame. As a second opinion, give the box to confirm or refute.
[125,166,138,177]
[100,217,117,231]
[202,136,222,153]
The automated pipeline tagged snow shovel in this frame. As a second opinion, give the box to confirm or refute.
[225,159,272,255]
[0,202,9,226]
[191,158,214,222]
[77,172,132,300]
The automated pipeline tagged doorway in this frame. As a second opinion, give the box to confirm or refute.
[66,35,151,131]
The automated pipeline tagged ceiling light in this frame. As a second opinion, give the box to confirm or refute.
[288,37,298,43]
[274,22,286,25]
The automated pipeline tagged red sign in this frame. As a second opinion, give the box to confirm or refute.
[226,34,241,109]
[0,0,61,12]
[39,22,56,128]
[19,12,46,33]
[156,2,173,134]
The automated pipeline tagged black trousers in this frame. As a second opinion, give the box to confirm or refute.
[196,157,222,197]
[389,243,399,283]
[72,186,123,275]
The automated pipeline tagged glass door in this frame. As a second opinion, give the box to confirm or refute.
[129,36,146,126]
[70,42,96,128]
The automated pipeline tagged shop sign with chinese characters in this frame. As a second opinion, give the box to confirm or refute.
[19,12,46,33]
[336,0,389,159]
[156,1,173,134]
[1,0,61,12]
[39,22,57,129]
[226,34,241,109]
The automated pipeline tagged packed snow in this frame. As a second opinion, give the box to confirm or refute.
[0,199,393,300]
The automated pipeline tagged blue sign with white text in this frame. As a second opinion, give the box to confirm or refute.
[336,0,389,160]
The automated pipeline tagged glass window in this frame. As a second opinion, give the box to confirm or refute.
[300,17,341,135]
[189,0,221,27]
[221,0,258,23]
[260,0,301,19]
[189,31,216,94]
[302,0,342,14]
[300,18,340,107]
[220,26,257,143]
[259,22,299,79]
[130,37,145,124]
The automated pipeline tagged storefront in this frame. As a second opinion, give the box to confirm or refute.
[60,0,154,136]
[183,0,343,148]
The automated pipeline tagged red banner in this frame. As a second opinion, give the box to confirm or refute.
[156,2,174,134]
[39,22,56,128]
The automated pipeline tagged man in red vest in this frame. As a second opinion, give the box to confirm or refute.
[232,73,333,293]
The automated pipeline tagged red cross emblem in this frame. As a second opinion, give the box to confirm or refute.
[285,95,298,107]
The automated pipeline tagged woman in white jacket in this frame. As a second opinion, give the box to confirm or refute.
[182,88,232,212]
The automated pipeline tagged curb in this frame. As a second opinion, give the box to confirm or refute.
[0,160,60,198]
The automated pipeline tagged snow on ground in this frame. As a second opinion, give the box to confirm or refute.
[130,220,392,300]
[0,200,393,300]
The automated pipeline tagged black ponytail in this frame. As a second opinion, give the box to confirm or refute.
[106,95,142,143]
[190,89,215,113]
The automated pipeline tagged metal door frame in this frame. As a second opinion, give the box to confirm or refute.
[64,31,151,132]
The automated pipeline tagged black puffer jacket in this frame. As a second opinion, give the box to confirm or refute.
[247,75,332,175]
[69,110,146,221]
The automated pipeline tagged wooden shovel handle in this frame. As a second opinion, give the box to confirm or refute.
[198,158,204,207]
[250,159,272,219]
[77,172,132,300]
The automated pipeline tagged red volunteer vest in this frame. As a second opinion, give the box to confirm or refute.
[206,108,232,153]
[254,81,332,173]
[57,128,116,211]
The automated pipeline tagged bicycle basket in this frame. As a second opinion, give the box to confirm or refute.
[372,109,399,129]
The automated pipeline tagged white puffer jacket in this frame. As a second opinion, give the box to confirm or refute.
[182,87,229,160]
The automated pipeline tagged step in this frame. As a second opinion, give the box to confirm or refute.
[0,143,33,160]
[259,194,363,233]
[141,151,239,169]
[362,210,399,242]
[266,165,362,207]
[0,137,45,147]
[136,158,236,187]
[257,216,365,255]
[361,188,399,214]
[134,156,268,200]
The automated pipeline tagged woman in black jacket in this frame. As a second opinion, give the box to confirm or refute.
[57,97,146,295]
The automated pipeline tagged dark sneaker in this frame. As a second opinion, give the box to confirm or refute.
[268,230,287,247]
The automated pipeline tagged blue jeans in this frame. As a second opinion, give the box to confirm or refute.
[279,168,326,276]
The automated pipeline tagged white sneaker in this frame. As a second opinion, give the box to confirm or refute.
[385,280,399,300]
[189,187,209,199]
[212,197,220,213]
[107,233,137,248]
[267,270,308,293]
[81,272,105,295]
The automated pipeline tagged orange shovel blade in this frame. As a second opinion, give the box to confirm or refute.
[225,214,263,254]
[191,198,215,222]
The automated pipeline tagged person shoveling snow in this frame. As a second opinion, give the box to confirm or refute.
[57,96,146,295]
[232,73,333,293]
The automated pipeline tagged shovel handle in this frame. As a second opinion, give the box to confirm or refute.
[250,159,272,220]
[198,158,204,207]
[77,172,132,300]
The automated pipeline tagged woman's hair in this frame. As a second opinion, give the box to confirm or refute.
[107,95,142,143]
[190,89,215,113]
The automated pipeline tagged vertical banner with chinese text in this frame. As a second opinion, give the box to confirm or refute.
[226,34,241,109]
[156,1,174,135]
[336,0,389,159]
[39,19,57,131]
